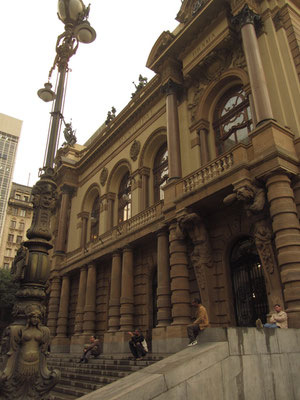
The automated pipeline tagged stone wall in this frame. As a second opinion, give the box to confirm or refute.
[80,328,300,400]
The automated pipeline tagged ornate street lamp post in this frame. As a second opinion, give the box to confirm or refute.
[0,1,96,399]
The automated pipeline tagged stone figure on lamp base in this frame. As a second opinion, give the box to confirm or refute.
[0,304,60,400]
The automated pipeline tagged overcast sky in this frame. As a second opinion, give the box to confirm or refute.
[0,1,181,187]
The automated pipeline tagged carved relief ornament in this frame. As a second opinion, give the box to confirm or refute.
[130,140,141,161]
[100,167,108,187]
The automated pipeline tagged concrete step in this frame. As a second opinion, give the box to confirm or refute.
[49,353,168,400]
[60,368,129,380]
[48,360,150,373]
[59,373,118,387]
[50,382,94,398]
[50,390,78,400]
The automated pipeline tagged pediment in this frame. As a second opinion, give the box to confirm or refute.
[146,31,175,70]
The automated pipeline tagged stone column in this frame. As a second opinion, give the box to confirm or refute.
[140,167,150,211]
[55,185,73,253]
[78,211,89,248]
[74,266,87,335]
[106,193,115,231]
[83,263,97,337]
[108,252,122,332]
[156,228,172,326]
[292,179,300,222]
[169,222,191,325]
[47,276,61,337]
[199,127,210,165]
[120,246,134,331]
[234,4,274,125]
[56,275,70,338]
[266,173,300,327]
[163,79,182,180]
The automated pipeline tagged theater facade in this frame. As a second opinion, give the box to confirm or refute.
[48,0,300,353]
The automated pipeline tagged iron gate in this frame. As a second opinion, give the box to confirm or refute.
[230,237,269,327]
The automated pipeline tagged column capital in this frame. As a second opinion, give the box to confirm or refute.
[77,211,89,220]
[159,57,183,87]
[112,249,122,257]
[87,262,97,270]
[162,79,182,96]
[122,245,133,253]
[232,4,261,30]
[139,166,151,177]
[60,183,76,196]
[156,223,169,237]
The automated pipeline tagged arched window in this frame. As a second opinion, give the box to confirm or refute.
[153,143,168,202]
[230,237,268,327]
[214,85,253,155]
[90,195,100,242]
[118,172,131,223]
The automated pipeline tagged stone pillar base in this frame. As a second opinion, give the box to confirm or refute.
[103,331,131,354]
[70,334,88,353]
[152,325,189,353]
[51,336,70,353]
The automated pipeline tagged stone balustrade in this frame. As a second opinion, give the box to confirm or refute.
[183,152,234,193]
[127,201,163,232]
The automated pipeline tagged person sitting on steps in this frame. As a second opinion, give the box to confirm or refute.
[186,298,209,346]
[79,335,101,363]
[128,328,147,360]
[256,304,288,329]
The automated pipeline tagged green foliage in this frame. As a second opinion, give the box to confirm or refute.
[0,269,18,309]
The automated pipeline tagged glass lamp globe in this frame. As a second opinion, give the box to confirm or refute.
[58,0,85,24]
[37,83,56,102]
[74,21,96,43]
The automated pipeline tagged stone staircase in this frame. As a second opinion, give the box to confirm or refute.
[48,353,166,400]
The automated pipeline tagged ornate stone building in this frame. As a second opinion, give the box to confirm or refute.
[48,0,300,353]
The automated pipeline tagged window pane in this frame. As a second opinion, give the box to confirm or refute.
[214,85,252,155]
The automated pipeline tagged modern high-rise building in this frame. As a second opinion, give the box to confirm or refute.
[0,113,23,243]
[0,182,32,270]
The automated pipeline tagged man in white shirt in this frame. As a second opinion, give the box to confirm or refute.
[256,304,288,329]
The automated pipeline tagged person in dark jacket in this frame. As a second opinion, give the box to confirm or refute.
[79,336,101,363]
[128,328,147,360]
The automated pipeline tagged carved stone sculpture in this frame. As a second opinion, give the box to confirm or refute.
[0,170,60,399]
[131,75,148,98]
[63,121,77,146]
[178,213,213,313]
[0,305,60,400]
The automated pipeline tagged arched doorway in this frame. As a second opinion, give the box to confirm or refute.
[230,237,268,326]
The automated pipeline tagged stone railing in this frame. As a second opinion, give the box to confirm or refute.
[89,201,163,248]
[183,152,234,193]
[127,201,163,232]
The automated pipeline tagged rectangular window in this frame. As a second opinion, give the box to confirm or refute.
[10,220,16,228]
[7,234,14,243]
[4,263,9,270]
[12,208,18,216]
[19,222,25,230]
[15,194,21,200]
[5,248,12,257]
[24,196,29,202]
[20,209,26,217]
[16,235,22,244]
